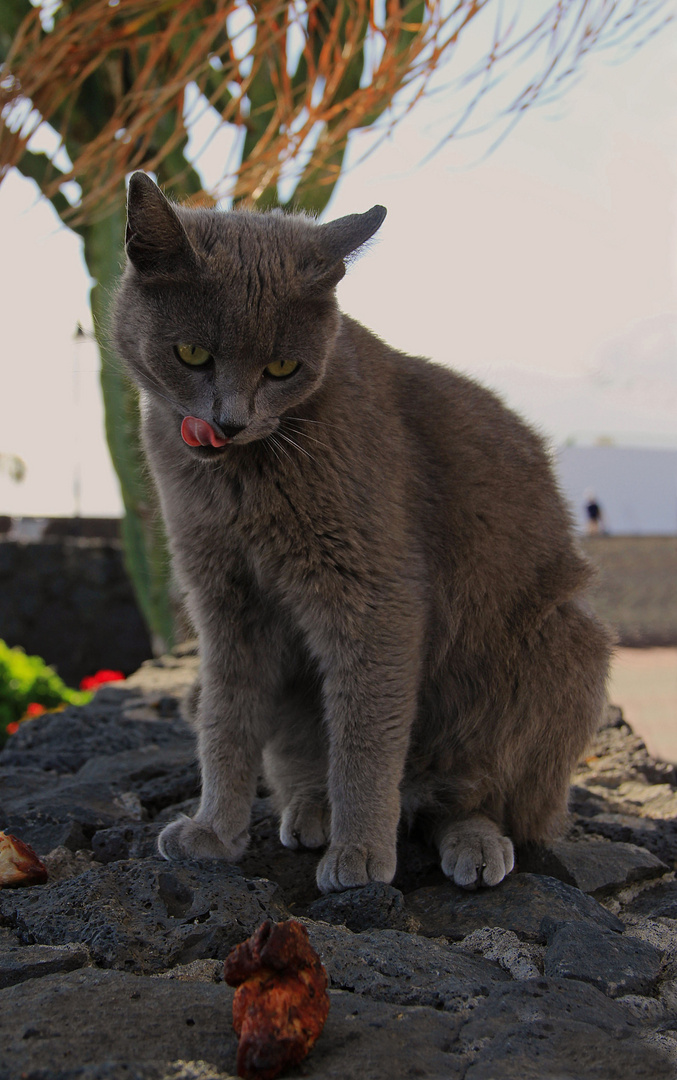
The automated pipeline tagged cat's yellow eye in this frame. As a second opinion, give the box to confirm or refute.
[264,359,299,379]
[175,343,213,367]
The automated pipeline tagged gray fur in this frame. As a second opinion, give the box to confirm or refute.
[113,172,612,893]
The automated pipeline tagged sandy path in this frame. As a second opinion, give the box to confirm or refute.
[608,647,677,764]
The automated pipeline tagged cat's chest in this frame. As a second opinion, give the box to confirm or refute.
[166,457,351,589]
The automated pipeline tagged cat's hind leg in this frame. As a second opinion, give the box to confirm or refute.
[500,602,612,846]
[433,600,610,890]
[436,814,514,890]
[279,793,329,850]
[262,684,330,852]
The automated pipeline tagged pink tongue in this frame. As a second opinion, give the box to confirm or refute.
[181,416,229,448]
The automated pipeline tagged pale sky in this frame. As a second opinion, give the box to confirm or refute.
[1,15,676,517]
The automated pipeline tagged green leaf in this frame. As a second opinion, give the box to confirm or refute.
[15,150,72,222]
[0,639,92,745]
[284,129,347,216]
[0,0,34,63]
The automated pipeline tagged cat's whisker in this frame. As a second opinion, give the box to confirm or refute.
[283,424,332,453]
[278,432,316,464]
[270,434,293,465]
[135,369,185,415]
[263,439,279,466]
[102,357,130,376]
[281,423,352,502]
[265,436,284,466]
[285,416,326,427]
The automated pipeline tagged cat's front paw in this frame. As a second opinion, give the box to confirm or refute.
[158,815,249,862]
[439,817,514,890]
[279,799,329,850]
[316,841,397,893]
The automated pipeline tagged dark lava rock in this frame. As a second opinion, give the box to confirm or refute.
[4,778,144,839]
[570,713,677,867]
[73,743,199,807]
[0,766,57,809]
[578,811,677,866]
[459,977,673,1079]
[544,920,664,996]
[405,873,624,942]
[91,821,162,863]
[0,694,193,773]
[464,1021,670,1079]
[1,725,199,858]
[0,967,237,1080]
[236,796,323,910]
[0,928,90,989]
[304,920,509,1008]
[0,817,90,856]
[304,990,468,1080]
[460,975,643,1039]
[581,711,677,788]
[1,658,675,1079]
[306,882,413,932]
[625,879,677,919]
[0,968,471,1080]
[0,858,288,974]
[518,838,667,894]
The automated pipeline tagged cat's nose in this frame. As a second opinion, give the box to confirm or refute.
[218,422,247,439]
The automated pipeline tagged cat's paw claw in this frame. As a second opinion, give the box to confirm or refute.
[440,822,514,890]
[158,815,249,862]
[280,801,329,850]
[316,841,396,893]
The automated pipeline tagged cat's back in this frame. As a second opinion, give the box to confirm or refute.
[343,316,560,520]
[339,316,590,624]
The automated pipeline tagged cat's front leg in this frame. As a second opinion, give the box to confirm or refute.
[158,613,279,863]
[315,627,421,893]
[158,707,261,861]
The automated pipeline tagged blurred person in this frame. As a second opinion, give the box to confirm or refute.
[584,490,605,535]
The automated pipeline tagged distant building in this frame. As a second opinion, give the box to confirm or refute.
[554,446,677,536]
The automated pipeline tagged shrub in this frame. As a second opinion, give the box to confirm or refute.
[0,640,92,745]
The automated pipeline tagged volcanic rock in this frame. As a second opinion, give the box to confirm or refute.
[0,652,675,1078]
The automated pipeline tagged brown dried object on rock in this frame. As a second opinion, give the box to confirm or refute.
[0,830,48,886]
[224,919,330,1080]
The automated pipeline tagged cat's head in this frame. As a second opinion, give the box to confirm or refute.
[114,172,385,458]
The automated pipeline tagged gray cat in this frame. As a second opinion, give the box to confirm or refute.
[114,172,611,893]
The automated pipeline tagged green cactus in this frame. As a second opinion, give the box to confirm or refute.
[1,4,215,652]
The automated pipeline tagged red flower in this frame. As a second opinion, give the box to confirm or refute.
[25,702,47,717]
[5,722,19,735]
[79,670,125,691]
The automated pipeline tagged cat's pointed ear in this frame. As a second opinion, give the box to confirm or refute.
[125,172,198,276]
[306,205,386,291]
[318,205,387,262]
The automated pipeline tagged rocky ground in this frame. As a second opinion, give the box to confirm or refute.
[1,645,677,1079]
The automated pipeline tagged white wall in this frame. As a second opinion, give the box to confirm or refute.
[554,446,677,535]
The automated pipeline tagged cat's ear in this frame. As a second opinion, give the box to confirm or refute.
[125,172,198,276]
[306,205,387,290]
[318,205,387,262]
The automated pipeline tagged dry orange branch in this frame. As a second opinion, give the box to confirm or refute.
[0,1,672,220]
[0,0,439,220]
